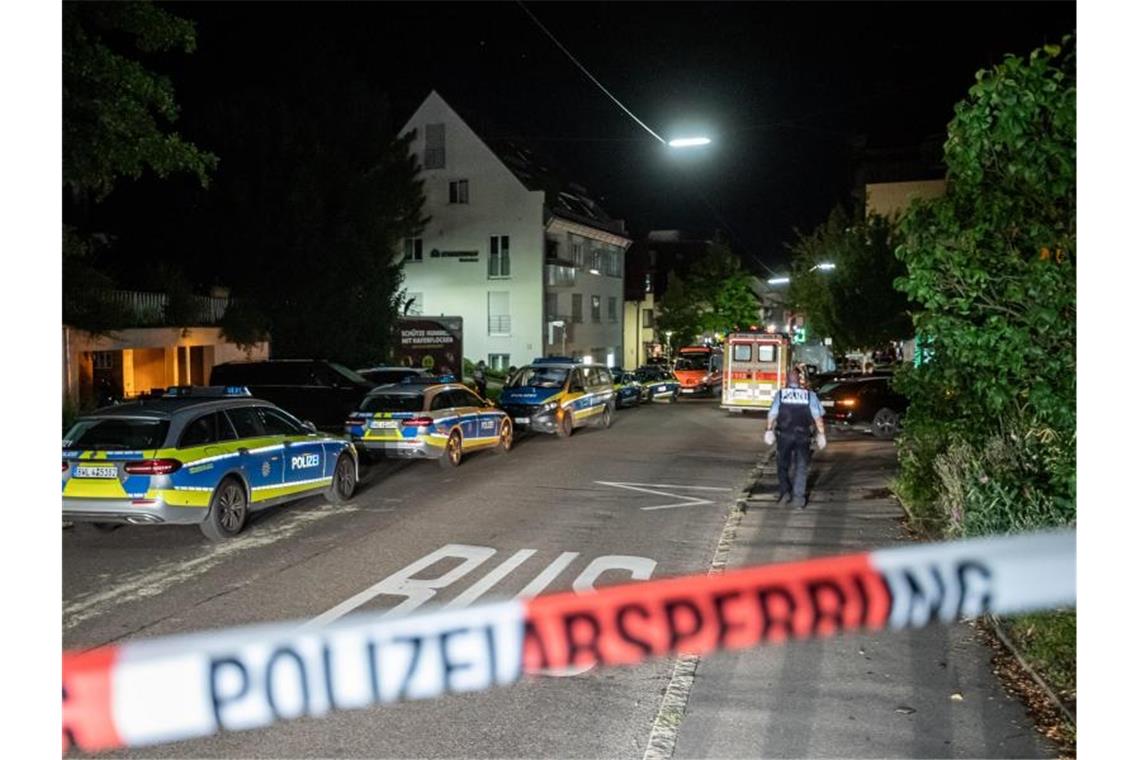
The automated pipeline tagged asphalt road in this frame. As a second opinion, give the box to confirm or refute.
[64,397,762,758]
[63,399,1051,758]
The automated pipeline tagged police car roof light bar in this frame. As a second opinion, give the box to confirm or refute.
[164,385,252,398]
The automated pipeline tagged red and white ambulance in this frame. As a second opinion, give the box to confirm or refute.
[721,332,792,412]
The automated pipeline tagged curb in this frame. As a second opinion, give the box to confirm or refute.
[985,613,1076,728]
[641,446,776,760]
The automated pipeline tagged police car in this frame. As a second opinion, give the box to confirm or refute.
[634,365,681,403]
[498,358,616,437]
[62,387,358,541]
[609,367,643,408]
[344,376,512,467]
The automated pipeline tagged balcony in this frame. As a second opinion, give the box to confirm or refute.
[544,264,577,288]
[79,290,233,328]
[488,315,512,336]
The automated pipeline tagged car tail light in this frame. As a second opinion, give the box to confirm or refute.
[402,416,434,428]
[123,459,182,476]
[838,397,858,407]
[344,418,364,427]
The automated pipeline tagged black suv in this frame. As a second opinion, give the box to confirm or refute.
[818,375,908,439]
[209,360,375,431]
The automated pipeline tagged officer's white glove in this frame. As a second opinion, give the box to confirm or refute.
[815,433,827,451]
[763,430,776,446]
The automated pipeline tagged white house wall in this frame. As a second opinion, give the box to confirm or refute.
[399,92,547,370]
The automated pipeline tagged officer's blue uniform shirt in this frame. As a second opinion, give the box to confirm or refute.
[769,384,824,419]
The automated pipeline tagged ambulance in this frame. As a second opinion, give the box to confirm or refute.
[673,345,723,397]
[721,332,792,412]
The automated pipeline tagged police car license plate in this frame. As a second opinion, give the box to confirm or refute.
[370,420,399,429]
[681,388,695,393]
[74,465,117,479]
[514,417,530,424]
[822,400,835,408]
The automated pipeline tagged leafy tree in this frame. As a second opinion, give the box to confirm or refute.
[787,205,911,353]
[654,272,702,354]
[180,70,427,368]
[654,235,759,351]
[63,1,217,202]
[895,38,1075,433]
[692,238,761,335]
[893,37,1076,537]
[63,1,217,333]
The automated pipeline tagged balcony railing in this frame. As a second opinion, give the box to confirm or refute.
[102,290,232,327]
[488,315,512,335]
[544,264,577,287]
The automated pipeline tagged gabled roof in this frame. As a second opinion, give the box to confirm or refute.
[412,91,628,239]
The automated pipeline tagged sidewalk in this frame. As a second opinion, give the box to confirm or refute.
[671,435,1056,759]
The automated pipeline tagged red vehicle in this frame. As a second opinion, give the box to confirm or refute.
[673,345,723,397]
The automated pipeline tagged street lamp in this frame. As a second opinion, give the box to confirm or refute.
[811,262,836,272]
[767,276,790,285]
[668,137,711,148]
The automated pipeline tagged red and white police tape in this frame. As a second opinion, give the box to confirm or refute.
[63,529,1074,752]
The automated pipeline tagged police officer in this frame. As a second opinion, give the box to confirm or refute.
[763,365,827,509]
[473,360,488,398]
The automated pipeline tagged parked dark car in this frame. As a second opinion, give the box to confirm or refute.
[356,366,429,386]
[209,360,375,431]
[818,375,908,439]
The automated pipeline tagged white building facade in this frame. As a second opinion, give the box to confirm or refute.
[399,92,630,371]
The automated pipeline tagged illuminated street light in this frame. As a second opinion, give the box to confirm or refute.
[811,262,836,271]
[767,276,790,285]
[668,137,712,148]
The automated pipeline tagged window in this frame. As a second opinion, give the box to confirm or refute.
[449,179,469,204]
[257,407,307,436]
[403,237,423,263]
[571,241,585,267]
[404,292,423,316]
[489,235,510,278]
[545,239,560,262]
[489,353,510,372]
[430,391,453,411]
[607,297,617,322]
[455,388,484,407]
[733,344,753,362]
[591,295,601,322]
[362,393,425,413]
[642,309,654,328]
[179,412,236,448]
[571,294,583,323]
[225,407,264,439]
[64,418,169,451]
[488,291,510,335]
[591,250,602,272]
[544,293,559,320]
[424,123,445,169]
[757,345,777,363]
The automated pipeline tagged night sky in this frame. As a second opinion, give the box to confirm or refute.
[96,1,1075,278]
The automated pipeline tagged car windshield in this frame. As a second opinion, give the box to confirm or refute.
[359,393,425,414]
[508,367,569,389]
[674,356,707,371]
[635,368,664,381]
[64,418,170,451]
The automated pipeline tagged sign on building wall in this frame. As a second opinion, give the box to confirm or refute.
[396,317,464,376]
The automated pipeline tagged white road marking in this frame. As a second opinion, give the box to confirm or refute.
[595,481,733,511]
[63,504,358,634]
[515,551,579,598]
[445,549,537,609]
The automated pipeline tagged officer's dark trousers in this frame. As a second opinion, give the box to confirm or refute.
[776,433,812,499]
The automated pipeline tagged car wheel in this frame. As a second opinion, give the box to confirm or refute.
[493,419,513,454]
[327,453,357,504]
[872,408,900,439]
[599,403,613,429]
[200,477,249,541]
[556,410,574,439]
[439,430,463,468]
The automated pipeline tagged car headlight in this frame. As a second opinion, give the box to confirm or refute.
[539,401,560,415]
